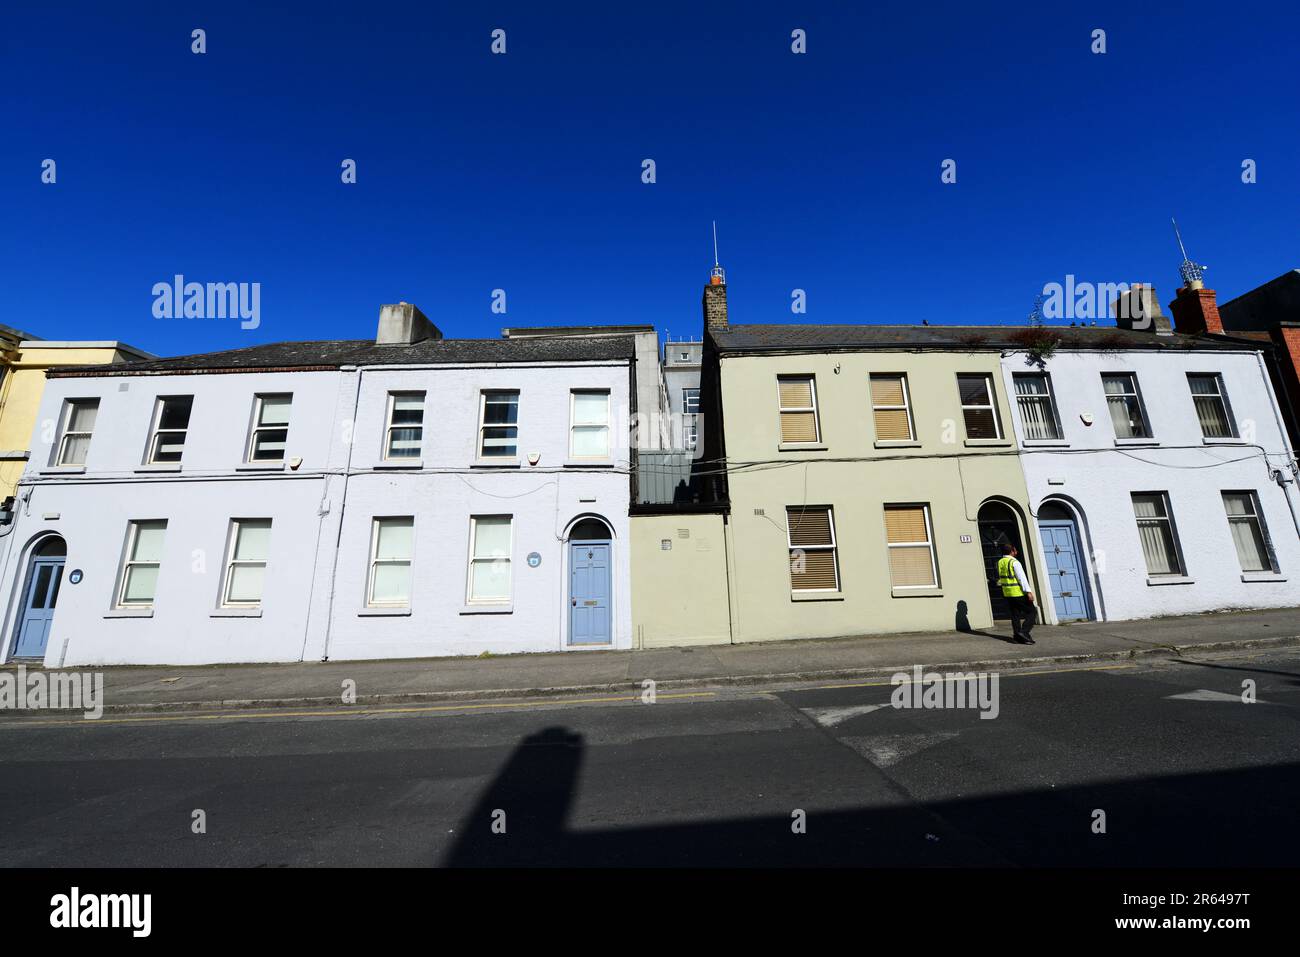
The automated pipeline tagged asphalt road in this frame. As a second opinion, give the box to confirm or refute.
[2,648,1298,866]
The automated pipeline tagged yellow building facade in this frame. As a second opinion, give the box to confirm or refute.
[711,339,1044,642]
[0,328,153,499]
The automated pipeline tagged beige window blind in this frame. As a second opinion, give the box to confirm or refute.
[870,374,914,441]
[778,376,819,444]
[884,505,938,588]
[787,506,839,591]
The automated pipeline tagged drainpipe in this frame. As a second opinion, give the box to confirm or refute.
[1253,351,1300,538]
[317,367,363,662]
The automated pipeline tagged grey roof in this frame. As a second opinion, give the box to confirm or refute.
[710,324,1260,354]
[48,335,636,377]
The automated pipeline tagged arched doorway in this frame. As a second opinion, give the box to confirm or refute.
[11,535,67,659]
[1037,500,1095,621]
[566,517,613,647]
[977,501,1024,621]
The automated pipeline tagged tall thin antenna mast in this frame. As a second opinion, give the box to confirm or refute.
[1171,217,1206,288]
[710,221,725,285]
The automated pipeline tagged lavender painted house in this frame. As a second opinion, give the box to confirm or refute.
[0,305,648,666]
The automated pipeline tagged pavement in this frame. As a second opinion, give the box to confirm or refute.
[2,605,1298,715]
[2,645,1298,866]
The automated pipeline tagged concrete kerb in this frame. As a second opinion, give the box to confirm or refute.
[9,632,1297,718]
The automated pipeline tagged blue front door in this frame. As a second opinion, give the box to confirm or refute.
[14,557,64,658]
[1039,522,1092,621]
[569,542,611,645]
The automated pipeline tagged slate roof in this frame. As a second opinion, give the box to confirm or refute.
[48,335,637,377]
[710,324,1260,354]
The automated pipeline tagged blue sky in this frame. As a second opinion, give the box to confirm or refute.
[3,1,1298,357]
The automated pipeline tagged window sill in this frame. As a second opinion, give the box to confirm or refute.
[135,464,182,473]
[1114,438,1159,447]
[1146,575,1195,586]
[375,460,423,470]
[358,607,412,617]
[1202,437,1246,446]
[236,462,286,472]
[790,591,844,602]
[1022,439,1069,448]
[104,608,153,618]
[963,438,1010,448]
[40,466,86,475]
[891,586,944,598]
[459,604,514,615]
[472,459,520,469]
[563,459,614,468]
[777,443,828,453]
[1241,571,1287,583]
[874,440,920,449]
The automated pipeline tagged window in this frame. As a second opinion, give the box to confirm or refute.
[569,391,610,459]
[220,519,271,606]
[1013,374,1062,441]
[1131,493,1183,576]
[116,520,167,607]
[247,394,292,462]
[778,376,820,444]
[683,388,700,451]
[367,517,414,606]
[478,391,519,459]
[787,507,839,591]
[55,398,100,466]
[468,516,512,602]
[870,374,915,442]
[956,374,1001,439]
[146,396,194,464]
[1103,374,1150,439]
[385,392,425,459]
[1222,491,1275,573]
[884,505,939,588]
[1188,374,1235,439]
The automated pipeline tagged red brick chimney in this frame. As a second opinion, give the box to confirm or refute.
[1168,285,1224,335]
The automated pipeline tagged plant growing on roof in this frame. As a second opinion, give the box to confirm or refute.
[1006,325,1063,366]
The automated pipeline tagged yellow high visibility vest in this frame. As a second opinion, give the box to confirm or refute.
[996,556,1024,598]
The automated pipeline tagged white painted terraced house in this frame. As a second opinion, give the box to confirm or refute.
[998,321,1300,625]
[0,304,644,666]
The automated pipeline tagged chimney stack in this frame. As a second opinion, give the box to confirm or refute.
[1113,283,1172,334]
[1168,285,1224,336]
[377,302,441,345]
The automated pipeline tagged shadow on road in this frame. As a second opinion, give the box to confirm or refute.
[445,725,1300,867]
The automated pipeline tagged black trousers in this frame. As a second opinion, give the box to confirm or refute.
[1006,595,1037,639]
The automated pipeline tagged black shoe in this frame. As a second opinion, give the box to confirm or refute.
[1012,633,1024,642]
[1020,635,1036,645]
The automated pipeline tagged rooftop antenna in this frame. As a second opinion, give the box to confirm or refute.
[710,221,725,285]
[1172,217,1206,288]
[1027,293,1045,327]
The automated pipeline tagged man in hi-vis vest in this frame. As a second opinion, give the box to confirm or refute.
[996,543,1036,644]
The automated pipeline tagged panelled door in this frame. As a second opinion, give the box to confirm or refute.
[1039,522,1092,621]
[14,557,64,658]
[568,542,611,645]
